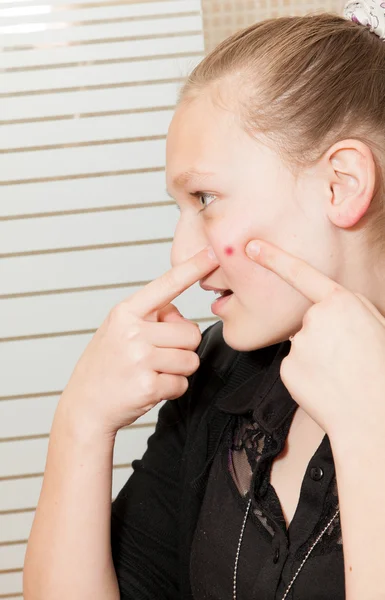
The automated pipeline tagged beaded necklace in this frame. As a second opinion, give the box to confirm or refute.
[232,498,340,600]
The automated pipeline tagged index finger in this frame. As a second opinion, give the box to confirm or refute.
[246,240,343,304]
[127,246,219,317]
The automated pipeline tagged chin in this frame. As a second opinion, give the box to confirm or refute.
[221,320,290,352]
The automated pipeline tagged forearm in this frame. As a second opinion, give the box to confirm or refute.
[331,433,385,600]
[23,398,120,600]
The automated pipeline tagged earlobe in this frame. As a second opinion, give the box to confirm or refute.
[327,141,376,229]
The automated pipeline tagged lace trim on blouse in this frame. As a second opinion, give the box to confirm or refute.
[227,413,342,554]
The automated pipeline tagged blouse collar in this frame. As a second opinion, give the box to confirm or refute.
[214,338,298,435]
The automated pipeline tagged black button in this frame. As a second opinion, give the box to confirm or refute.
[310,466,324,481]
[273,548,280,564]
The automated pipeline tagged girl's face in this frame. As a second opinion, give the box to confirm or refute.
[166,92,338,351]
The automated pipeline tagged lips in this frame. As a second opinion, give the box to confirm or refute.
[200,283,233,294]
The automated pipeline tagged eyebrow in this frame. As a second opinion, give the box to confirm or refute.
[166,170,215,197]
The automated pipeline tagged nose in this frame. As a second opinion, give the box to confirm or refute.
[170,217,209,268]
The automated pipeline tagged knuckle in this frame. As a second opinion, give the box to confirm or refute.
[166,375,189,400]
[108,302,136,327]
[179,376,189,395]
[187,352,200,373]
[139,371,158,399]
[108,302,127,323]
[131,340,151,364]
[190,326,202,348]
[126,321,142,341]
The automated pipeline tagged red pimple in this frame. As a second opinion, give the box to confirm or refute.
[224,246,234,256]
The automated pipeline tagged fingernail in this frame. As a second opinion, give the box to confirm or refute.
[246,241,260,258]
[207,246,218,260]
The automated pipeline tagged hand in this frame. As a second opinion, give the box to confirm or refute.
[58,246,219,438]
[245,240,385,441]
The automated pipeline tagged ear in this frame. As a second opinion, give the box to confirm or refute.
[326,139,377,229]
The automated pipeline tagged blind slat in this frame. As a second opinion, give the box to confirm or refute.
[0,0,193,8]
[0,466,134,513]
[1,33,203,70]
[0,544,27,572]
[1,81,181,121]
[0,466,134,578]
[3,54,202,95]
[1,242,173,295]
[0,396,162,439]
[0,0,200,25]
[0,205,179,254]
[1,109,173,150]
[1,13,202,47]
[0,283,212,338]
[0,320,217,396]
[0,572,22,596]
[0,171,167,217]
[1,139,167,182]
[0,426,153,479]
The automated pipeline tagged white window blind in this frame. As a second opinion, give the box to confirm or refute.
[0,1,217,595]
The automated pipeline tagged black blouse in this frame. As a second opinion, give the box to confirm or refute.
[190,346,345,600]
[110,322,346,600]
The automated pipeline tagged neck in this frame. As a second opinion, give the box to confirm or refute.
[336,242,385,316]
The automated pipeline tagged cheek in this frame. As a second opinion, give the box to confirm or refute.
[214,241,251,280]
[219,242,277,290]
[208,223,288,298]
[207,222,257,270]
[207,214,256,259]
[209,229,247,265]
[224,246,234,256]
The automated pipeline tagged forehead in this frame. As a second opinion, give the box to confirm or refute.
[165,94,245,188]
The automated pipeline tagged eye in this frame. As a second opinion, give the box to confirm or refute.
[190,191,217,211]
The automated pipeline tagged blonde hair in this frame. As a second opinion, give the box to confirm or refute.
[178,13,385,253]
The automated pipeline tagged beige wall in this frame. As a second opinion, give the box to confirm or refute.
[201,0,346,52]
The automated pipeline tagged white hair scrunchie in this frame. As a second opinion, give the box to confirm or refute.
[343,0,385,40]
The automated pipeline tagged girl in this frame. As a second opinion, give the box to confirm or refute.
[23,3,385,599]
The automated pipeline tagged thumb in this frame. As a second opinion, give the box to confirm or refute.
[245,241,261,260]
[158,303,190,323]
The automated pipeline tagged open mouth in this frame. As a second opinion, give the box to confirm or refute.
[215,289,233,298]
[211,288,234,314]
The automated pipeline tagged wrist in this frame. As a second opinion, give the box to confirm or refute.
[54,392,118,449]
[330,429,385,472]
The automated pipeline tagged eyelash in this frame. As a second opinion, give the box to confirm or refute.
[191,191,217,213]
[174,192,217,212]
